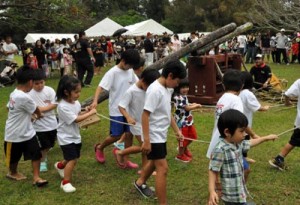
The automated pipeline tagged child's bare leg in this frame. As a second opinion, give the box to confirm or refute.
[244,168,251,183]
[41,149,49,162]
[123,132,133,162]
[63,159,77,181]
[154,159,168,205]
[97,136,120,151]
[32,159,46,182]
[136,160,155,185]
[279,143,294,157]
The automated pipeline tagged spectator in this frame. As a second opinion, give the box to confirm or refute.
[275,29,289,65]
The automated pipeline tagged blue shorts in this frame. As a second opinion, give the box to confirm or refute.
[243,157,250,170]
[110,116,130,137]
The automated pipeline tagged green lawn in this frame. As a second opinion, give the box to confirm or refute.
[0,56,300,204]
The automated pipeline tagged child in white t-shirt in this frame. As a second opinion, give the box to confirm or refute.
[91,49,140,167]
[4,65,47,187]
[134,60,186,205]
[269,79,300,171]
[54,75,96,193]
[115,69,160,171]
[29,69,58,172]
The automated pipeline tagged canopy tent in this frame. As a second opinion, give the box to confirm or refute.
[25,33,76,43]
[85,17,123,37]
[124,19,173,36]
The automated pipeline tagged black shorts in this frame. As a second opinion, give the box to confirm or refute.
[36,130,57,150]
[61,143,82,161]
[4,136,42,166]
[289,128,300,146]
[147,143,167,160]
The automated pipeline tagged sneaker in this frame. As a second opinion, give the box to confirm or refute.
[184,149,193,158]
[114,142,125,150]
[54,162,64,178]
[112,148,126,168]
[134,181,155,198]
[125,161,139,169]
[40,162,48,172]
[60,182,76,193]
[269,159,287,171]
[175,154,191,163]
[94,144,105,164]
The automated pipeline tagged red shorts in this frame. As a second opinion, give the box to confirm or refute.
[179,125,198,147]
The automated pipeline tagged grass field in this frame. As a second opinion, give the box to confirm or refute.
[0,56,299,205]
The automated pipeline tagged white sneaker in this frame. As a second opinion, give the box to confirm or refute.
[54,162,64,178]
[60,182,76,193]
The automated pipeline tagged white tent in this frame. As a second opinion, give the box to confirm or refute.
[124,19,173,36]
[85,17,123,37]
[25,33,76,43]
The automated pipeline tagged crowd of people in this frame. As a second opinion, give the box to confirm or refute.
[1,29,300,205]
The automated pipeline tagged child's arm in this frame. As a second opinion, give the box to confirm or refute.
[141,110,151,154]
[90,86,104,109]
[33,106,43,119]
[185,103,202,111]
[75,108,97,123]
[38,103,57,113]
[208,170,219,205]
[285,95,293,106]
[258,105,269,111]
[170,115,182,140]
[250,134,278,147]
[118,106,136,125]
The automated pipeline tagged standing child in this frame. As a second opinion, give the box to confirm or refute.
[208,109,277,205]
[62,48,73,76]
[4,65,48,187]
[290,39,299,64]
[29,69,58,172]
[54,75,96,193]
[134,60,186,205]
[114,69,160,170]
[27,52,38,69]
[91,49,140,166]
[269,78,300,171]
[173,78,201,162]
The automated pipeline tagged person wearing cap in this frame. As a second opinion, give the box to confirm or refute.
[275,29,289,65]
[144,32,154,66]
[250,54,272,90]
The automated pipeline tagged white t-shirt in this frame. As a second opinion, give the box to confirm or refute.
[29,86,58,132]
[3,42,18,61]
[143,80,172,143]
[5,89,36,142]
[119,83,145,136]
[237,35,247,48]
[57,99,81,145]
[239,89,261,128]
[99,65,138,116]
[206,93,244,158]
[285,79,300,127]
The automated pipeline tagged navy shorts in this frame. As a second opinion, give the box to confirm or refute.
[289,128,300,146]
[243,157,250,170]
[4,135,42,166]
[60,143,82,161]
[110,116,130,137]
[147,143,167,160]
[36,130,57,150]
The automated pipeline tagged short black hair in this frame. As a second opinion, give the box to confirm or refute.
[241,71,253,90]
[218,109,248,138]
[56,75,80,101]
[161,60,187,79]
[16,65,35,85]
[174,78,189,94]
[223,69,243,92]
[140,69,160,86]
[121,49,140,67]
[78,31,86,38]
[33,69,46,81]
[133,57,145,70]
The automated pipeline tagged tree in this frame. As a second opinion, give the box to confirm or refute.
[248,0,300,31]
[111,10,146,26]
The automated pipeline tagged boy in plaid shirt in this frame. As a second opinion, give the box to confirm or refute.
[208,109,277,205]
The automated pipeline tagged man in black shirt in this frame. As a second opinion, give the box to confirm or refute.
[75,31,95,87]
[250,54,272,90]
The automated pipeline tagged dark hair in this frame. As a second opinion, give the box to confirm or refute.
[63,47,68,53]
[241,71,253,90]
[78,31,85,38]
[133,57,145,70]
[223,69,243,92]
[121,49,140,67]
[56,75,80,101]
[33,69,46,81]
[161,60,187,79]
[174,78,189,94]
[140,69,160,86]
[218,109,248,138]
[16,65,36,84]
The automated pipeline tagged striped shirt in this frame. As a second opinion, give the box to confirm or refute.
[209,138,250,203]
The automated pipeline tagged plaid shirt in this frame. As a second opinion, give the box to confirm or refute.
[209,138,250,203]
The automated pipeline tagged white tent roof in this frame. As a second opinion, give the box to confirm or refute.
[25,33,76,43]
[85,17,123,37]
[124,19,173,36]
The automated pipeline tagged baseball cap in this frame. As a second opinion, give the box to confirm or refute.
[280,28,285,32]
[255,54,263,58]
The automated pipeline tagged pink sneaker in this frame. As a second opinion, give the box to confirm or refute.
[125,161,139,169]
[94,144,105,164]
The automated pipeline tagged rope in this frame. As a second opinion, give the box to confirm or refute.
[277,126,300,137]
